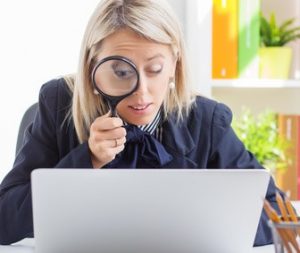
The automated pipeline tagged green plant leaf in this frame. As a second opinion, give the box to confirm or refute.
[279,18,295,33]
[232,108,290,171]
[281,34,300,45]
[269,13,277,31]
[260,12,300,46]
[281,27,300,39]
[280,30,300,46]
[260,15,272,46]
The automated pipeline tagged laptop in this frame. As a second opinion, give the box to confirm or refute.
[31,169,270,253]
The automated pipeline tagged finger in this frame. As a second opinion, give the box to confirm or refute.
[100,144,125,163]
[111,139,118,148]
[112,143,125,154]
[116,136,127,146]
[110,136,127,148]
[92,116,123,131]
[90,135,126,152]
[93,127,127,142]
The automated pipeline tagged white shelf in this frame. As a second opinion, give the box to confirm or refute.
[211,79,300,88]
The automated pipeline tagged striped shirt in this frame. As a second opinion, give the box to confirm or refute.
[122,109,163,142]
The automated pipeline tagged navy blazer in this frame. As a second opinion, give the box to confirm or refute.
[0,78,280,245]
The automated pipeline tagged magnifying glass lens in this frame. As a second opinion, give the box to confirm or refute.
[93,59,138,97]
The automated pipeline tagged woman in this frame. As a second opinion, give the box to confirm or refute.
[0,0,280,245]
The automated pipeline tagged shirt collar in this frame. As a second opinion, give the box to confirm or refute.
[122,109,162,135]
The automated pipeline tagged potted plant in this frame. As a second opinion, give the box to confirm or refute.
[232,108,290,174]
[259,12,300,79]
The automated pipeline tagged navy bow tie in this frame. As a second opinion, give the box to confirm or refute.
[104,125,173,168]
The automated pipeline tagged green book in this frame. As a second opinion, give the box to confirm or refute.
[238,0,260,78]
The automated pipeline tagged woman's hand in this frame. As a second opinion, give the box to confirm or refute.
[88,113,126,168]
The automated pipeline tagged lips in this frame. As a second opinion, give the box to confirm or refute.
[128,103,153,116]
[130,104,149,110]
[128,103,152,113]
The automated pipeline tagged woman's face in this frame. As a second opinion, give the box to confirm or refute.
[96,28,177,125]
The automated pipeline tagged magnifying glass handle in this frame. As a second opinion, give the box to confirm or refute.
[107,100,118,117]
[110,107,117,117]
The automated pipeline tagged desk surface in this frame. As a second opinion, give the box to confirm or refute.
[0,239,34,253]
[0,239,274,253]
[1,196,298,252]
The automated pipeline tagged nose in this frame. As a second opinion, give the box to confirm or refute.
[133,73,148,96]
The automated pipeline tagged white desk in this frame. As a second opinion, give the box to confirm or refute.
[0,239,275,252]
[1,196,298,252]
[0,239,34,253]
[4,199,300,253]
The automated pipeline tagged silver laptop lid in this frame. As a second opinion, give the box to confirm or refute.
[31,169,270,253]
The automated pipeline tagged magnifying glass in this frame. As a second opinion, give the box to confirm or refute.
[92,56,139,117]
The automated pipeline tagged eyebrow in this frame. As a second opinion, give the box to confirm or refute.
[146,54,165,61]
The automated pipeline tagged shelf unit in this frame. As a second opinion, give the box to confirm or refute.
[211,79,300,116]
[169,0,300,116]
[211,79,300,88]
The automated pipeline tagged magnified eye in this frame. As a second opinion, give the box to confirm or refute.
[111,61,135,80]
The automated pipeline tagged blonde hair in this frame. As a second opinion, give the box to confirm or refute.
[64,0,195,143]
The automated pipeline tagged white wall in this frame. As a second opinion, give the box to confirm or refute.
[185,0,212,97]
[0,1,193,181]
[167,0,186,32]
[0,1,100,180]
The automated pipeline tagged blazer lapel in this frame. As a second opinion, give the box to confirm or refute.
[161,114,197,168]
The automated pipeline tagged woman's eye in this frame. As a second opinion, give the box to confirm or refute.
[111,61,135,80]
[114,69,134,79]
[148,64,163,74]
